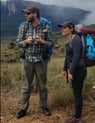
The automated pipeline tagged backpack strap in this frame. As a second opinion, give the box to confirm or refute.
[40,17,52,28]
[40,22,48,41]
[21,21,29,58]
[69,34,77,48]
[40,22,47,29]
[23,21,29,39]
[70,34,85,58]
[81,35,86,58]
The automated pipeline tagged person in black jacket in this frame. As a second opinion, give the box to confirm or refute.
[58,21,87,123]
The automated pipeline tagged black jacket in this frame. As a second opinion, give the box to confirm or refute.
[63,35,82,75]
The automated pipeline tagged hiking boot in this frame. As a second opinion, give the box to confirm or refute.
[64,116,82,123]
[75,118,82,123]
[16,109,26,119]
[41,107,51,116]
[68,110,75,117]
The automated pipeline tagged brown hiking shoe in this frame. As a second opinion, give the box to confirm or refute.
[64,116,82,123]
[75,118,82,123]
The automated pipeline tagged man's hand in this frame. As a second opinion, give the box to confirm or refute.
[35,35,45,44]
[25,36,33,44]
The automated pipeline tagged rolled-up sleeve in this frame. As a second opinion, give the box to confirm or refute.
[16,22,26,48]
[44,26,54,49]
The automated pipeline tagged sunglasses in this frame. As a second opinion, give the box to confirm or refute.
[61,26,68,29]
[25,11,35,15]
[25,12,31,15]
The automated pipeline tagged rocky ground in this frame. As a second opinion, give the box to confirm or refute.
[1,86,95,123]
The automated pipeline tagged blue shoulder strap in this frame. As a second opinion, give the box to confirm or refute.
[40,17,52,28]
[86,34,95,60]
[86,34,93,47]
[40,17,53,62]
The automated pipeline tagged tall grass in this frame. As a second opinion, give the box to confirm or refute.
[1,58,95,105]
[1,63,21,86]
[1,41,95,105]
[47,58,95,105]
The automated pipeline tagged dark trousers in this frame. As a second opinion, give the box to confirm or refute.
[71,67,87,118]
[21,59,48,110]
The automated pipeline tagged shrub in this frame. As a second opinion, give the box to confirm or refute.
[8,42,16,49]
[1,63,22,86]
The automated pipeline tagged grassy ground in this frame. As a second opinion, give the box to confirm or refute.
[1,40,95,104]
[1,59,95,123]
[1,39,95,123]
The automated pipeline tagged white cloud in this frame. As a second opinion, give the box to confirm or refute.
[1,0,95,11]
[26,0,95,11]
[81,11,95,25]
[27,0,95,24]
[1,0,95,24]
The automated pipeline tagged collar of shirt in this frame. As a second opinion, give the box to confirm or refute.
[26,20,42,28]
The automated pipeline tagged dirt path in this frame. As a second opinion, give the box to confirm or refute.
[1,87,95,123]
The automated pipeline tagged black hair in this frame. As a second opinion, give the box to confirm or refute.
[58,21,76,34]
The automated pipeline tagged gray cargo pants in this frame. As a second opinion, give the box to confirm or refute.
[21,59,48,110]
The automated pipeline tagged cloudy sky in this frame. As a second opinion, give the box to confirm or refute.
[27,0,95,24]
[1,0,95,24]
[28,0,95,11]
[1,0,95,11]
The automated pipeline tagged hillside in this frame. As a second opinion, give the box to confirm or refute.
[1,0,90,37]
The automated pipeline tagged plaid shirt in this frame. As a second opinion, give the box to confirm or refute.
[17,21,54,62]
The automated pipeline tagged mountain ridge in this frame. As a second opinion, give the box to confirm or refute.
[1,0,90,37]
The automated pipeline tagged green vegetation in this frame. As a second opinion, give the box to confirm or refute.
[1,35,95,105]
[1,43,20,63]
[1,57,95,105]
